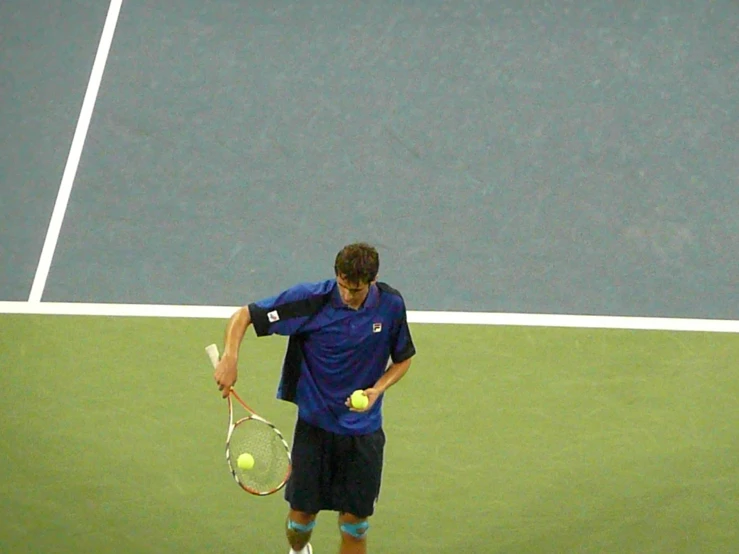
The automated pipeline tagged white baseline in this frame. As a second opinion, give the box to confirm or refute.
[0,301,737,333]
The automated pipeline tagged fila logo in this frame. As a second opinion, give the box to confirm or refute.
[372,322,382,333]
[267,310,280,323]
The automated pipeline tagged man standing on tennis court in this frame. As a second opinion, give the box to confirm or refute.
[214,242,416,554]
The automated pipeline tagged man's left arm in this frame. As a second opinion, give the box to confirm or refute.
[350,357,413,412]
[373,357,413,394]
[349,302,416,411]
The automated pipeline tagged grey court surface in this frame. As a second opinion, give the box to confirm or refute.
[1,0,738,317]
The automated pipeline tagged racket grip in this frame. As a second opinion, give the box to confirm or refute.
[205,344,220,368]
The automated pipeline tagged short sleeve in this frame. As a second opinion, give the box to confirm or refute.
[248,282,331,337]
[390,300,416,363]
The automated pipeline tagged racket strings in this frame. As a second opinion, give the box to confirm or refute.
[228,419,290,493]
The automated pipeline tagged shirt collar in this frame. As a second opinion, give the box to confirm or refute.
[364,283,379,309]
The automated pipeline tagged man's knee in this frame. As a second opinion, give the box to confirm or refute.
[287,510,316,548]
[338,513,369,540]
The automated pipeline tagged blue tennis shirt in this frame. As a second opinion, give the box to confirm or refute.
[248,279,416,435]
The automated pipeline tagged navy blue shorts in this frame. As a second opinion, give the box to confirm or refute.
[285,418,385,518]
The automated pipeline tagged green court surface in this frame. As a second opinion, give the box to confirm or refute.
[1,314,738,553]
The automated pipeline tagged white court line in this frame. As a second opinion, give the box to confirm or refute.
[1,301,738,333]
[27,0,124,303]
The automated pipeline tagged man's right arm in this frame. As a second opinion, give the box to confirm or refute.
[213,280,332,397]
[224,306,252,359]
[213,306,252,397]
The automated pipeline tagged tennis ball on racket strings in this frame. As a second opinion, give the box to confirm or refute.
[350,390,369,410]
[237,453,255,470]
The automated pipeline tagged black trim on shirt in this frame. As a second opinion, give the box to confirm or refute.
[376,282,402,297]
[279,335,305,403]
[392,341,416,364]
[377,282,416,363]
[249,293,332,337]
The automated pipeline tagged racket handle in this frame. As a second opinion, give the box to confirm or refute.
[205,343,220,368]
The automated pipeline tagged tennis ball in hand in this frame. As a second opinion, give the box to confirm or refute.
[237,453,255,470]
[350,390,369,410]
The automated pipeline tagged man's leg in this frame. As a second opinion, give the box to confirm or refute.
[338,512,369,554]
[285,419,328,553]
[334,428,385,554]
[287,509,316,553]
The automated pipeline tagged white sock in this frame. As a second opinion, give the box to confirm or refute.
[290,545,311,554]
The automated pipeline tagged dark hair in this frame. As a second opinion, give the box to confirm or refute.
[334,243,379,284]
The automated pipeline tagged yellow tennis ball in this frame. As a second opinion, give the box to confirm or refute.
[350,390,369,410]
[237,453,254,470]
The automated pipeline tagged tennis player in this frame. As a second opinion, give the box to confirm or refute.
[214,242,416,554]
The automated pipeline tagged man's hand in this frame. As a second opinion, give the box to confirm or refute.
[214,353,238,398]
[345,387,382,412]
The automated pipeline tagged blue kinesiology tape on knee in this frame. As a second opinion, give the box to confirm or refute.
[288,520,316,533]
[340,521,369,538]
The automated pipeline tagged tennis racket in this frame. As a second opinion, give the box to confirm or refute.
[205,343,291,496]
